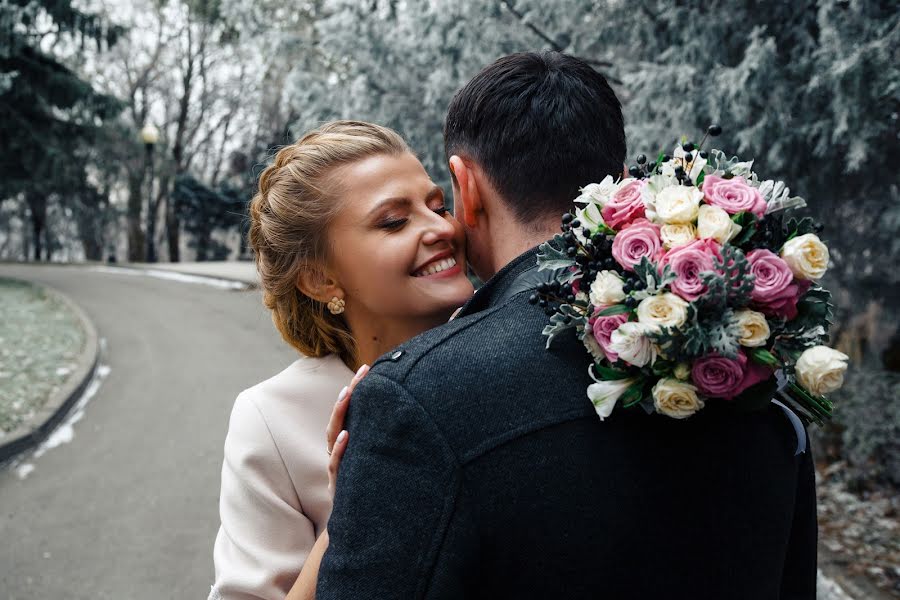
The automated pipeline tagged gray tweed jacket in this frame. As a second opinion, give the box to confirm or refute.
[317,247,816,600]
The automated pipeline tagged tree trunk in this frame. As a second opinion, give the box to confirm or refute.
[126,169,146,261]
[26,192,47,261]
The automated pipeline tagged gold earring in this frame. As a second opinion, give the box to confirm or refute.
[327,296,345,315]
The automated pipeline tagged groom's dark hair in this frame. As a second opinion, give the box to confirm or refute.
[444,51,625,223]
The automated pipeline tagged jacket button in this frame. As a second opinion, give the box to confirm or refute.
[390,350,403,361]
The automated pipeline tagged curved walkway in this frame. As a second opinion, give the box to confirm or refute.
[0,264,295,599]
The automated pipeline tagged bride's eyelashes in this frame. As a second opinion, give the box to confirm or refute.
[376,202,449,231]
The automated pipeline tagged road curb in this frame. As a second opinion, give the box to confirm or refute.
[0,280,100,463]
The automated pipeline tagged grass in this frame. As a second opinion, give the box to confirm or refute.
[0,278,85,436]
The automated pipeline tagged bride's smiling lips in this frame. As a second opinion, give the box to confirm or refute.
[411,249,463,279]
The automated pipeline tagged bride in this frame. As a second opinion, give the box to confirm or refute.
[209,120,474,600]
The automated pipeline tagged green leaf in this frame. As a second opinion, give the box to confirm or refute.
[749,348,780,366]
[594,364,632,381]
[542,304,586,349]
[597,304,632,317]
[621,383,645,408]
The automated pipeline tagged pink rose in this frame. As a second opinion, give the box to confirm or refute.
[611,219,662,272]
[590,311,629,363]
[658,238,721,301]
[691,351,774,399]
[746,249,808,319]
[702,175,767,218]
[602,179,646,230]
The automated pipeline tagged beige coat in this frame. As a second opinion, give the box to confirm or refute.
[210,354,354,600]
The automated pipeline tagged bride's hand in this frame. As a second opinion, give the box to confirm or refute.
[325,364,369,497]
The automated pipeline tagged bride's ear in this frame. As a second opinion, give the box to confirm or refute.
[449,155,481,228]
[296,265,343,306]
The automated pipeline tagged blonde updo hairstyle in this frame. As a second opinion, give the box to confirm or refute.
[248,120,409,366]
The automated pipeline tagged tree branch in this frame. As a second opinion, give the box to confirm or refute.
[498,0,621,85]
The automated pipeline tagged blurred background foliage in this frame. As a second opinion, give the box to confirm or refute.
[1,0,898,484]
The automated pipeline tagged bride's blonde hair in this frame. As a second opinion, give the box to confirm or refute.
[248,120,409,365]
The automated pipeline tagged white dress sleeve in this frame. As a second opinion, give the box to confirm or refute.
[209,391,317,600]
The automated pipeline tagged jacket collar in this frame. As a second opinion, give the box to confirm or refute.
[455,246,542,318]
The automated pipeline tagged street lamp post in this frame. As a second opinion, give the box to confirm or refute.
[140,123,160,262]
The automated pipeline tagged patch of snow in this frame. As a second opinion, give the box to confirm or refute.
[13,339,110,478]
[87,266,249,290]
[16,463,34,479]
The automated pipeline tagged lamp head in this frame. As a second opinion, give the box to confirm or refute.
[140,124,160,145]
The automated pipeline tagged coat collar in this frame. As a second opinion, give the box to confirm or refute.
[455,246,542,318]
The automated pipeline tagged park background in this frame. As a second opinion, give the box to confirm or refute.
[1,0,898,597]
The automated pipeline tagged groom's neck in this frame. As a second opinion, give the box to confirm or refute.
[482,214,558,279]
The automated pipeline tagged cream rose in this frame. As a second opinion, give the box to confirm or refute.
[652,378,705,419]
[781,233,829,280]
[589,270,626,306]
[609,322,657,367]
[734,309,771,347]
[660,223,698,249]
[654,185,704,224]
[697,204,742,244]
[795,346,849,395]
[636,293,689,329]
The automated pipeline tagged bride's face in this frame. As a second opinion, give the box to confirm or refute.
[326,152,474,328]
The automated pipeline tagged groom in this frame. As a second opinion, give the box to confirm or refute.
[317,52,816,599]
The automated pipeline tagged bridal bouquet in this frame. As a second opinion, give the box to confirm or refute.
[534,125,848,425]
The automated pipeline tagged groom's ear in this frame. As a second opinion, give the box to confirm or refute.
[296,265,343,305]
[449,155,481,228]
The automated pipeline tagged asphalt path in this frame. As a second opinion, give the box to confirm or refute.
[0,264,297,599]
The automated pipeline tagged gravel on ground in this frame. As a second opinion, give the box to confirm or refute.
[0,278,86,437]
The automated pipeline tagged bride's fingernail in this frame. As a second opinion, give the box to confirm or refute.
[336,430,348,444]
[356,364,369,378]
[337,386,348,403]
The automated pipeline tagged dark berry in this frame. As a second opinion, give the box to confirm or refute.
[566,294,576,303]
[708,124,722,136]
[628,165,641,177]
[528,294,538,305]
[699,151,708,159]
[684,152,693,163]
[561,213,573,224]
[636,154,647,164]
[538,299,548,308]
[570,219,581,229]
[550,281,561,293]
[582,227,592,238]
[682,142,695,152]
[544,307,555,316]
[537,282,549,294]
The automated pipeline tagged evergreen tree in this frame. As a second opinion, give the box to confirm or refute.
[0,0,123,260]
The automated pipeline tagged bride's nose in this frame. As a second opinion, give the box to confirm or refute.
[421,211,456,245]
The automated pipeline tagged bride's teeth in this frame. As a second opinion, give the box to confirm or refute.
[415,257,456,277]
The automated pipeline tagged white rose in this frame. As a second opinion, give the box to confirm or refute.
[660,223,698,249]
[654,185,703,224]
[609,322,657,367]
[652,378,705,419]
[636,293,689,329]
[576,176,618,207]
[589,270,626,306]
[587,375,638,420]
[734,309,771,347]
[795,346,849,395]
[697,204,742,244]
[781,233,829,280]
